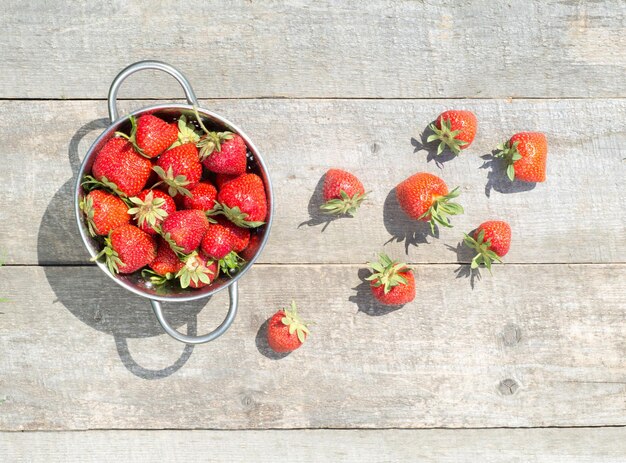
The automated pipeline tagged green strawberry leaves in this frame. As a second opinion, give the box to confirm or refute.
[320,190,368,217]
[494,140,523,181]
[176,252,216,289]
[427,117,468,156]
[170,115,201,148]
[91,235,123,275]
[281,301,310,344]
[81,175,128,200]
[219,251,246,277]
[463,229,503,274]
[152,165,192,198]
[79,194,98,237]
[192,105,234,160]
[207,203,265,228]
[366,253,410,294]
[127,191,169,228]
[419,187,464,234]
[141,268,176,286]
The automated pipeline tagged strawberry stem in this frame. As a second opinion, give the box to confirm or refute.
[427,117,468,156]
[494,140,523,181]
[418,187,464,234]
[320,190,368,217]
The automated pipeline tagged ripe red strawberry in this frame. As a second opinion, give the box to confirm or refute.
[495,132,547,182]
[428,110,478,155]
[93,224,156,274]
[366,254,415,306]
[128,189,176,235]
[396,172,463,232]
[239,232,262,261]
[161,209,209,254]
[130,114,178,158]
[91,137,152,197]
[320,169,367,216]
[176,251,218,289]
[154,143,203,197]
[80,189,130,236]
[215,173,267,227]
[200,222,234,260]
[266,301,310,353]
[464,220,511,272]
[216,217,250,252]
[214,173,238,190]
[198,132,247,175]
[148,237,184,276]
[182,181,218,212]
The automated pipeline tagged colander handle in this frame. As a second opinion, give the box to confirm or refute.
[107,60,199,122]
[150,282,239,345]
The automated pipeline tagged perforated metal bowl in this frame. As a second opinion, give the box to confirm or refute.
[74,61,273,344]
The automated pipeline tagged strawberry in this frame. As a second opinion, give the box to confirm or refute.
[464,220,511,272]
[200,222,234,260]
[396,172,463,233]
[214,173,238,190]
[120,114,178,158]
[154,143,203,197]
[216,217,250,252]
[199,132,248,175]
[366,253,415,306]
[91,137,152,197]
[80,190,130,237]
[214,173,267,228]
[93,224,156,274]
[182,181,218,212]
[176,251,218,289]
[320,169,367,216]
[427,110,478,155]
[239,232,262,261]
[266,301,310,353]
[160,209,209,254]
[495,132,547,182]
[127,189,176,235]
[149,238,184,276]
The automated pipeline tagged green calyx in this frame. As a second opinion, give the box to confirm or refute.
[152,165,192,198]
[365,253,410,294]
[90,235,123,275]
[176,252,216,289]
[192,105,233,160]
[79,195,98,237]
[127,191,169,229]
[320,190,367,217]
[141,268,175,286]
[157,230,186,257]
[219,251,246,277]
[208,203,265,229]
[418,187,464,234]
[81,175,127,200]
[463,229,502,274]
[281,301,310,344]
[494,140,523,181]
[170,115,201,148]
[427,117,469,156]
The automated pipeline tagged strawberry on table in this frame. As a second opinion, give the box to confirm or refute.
[91,137,152,197]
[160,209,210,254]
[266,301,310,353]
[127,189,176,235]
[214,173,267,228]
[464,220,511,272]
[495,132,547,182]
[427,110,477,155]
[396,172,463,233]
[366,253,415,306]
[182,181,218,212]
[176,251,218,289]
[80,190,130,237]
[93,224,156,275]
[320,168,367,217]
[154,143,203,197]
[119,114,178,158]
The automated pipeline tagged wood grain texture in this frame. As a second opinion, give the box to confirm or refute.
[2,428,626,463]
[0,264,624,430]
[1,98,624,265]
[1,0,625,99]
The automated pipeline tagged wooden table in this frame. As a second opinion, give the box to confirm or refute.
[1,1,625,461]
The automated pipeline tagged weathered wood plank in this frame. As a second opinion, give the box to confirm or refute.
[1,99,624,265]
[1,1,625,98]
[2,428,626,463]
[0,264,623,430]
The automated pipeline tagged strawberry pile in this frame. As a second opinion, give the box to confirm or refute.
[80,112,267,290]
